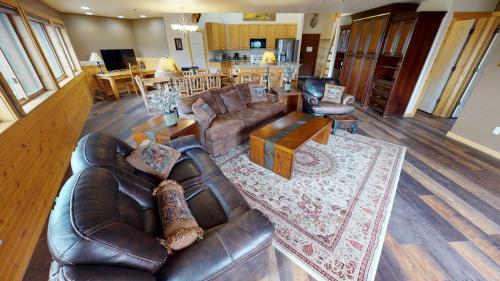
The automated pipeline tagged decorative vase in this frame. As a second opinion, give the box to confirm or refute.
[164,111,178,127]
[284,82,292,92]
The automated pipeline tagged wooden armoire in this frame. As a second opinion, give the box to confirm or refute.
[339,3,445,116]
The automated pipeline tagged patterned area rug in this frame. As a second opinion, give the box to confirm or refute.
[216,131,406,281]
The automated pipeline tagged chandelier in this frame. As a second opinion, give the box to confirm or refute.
[171,8,198,35]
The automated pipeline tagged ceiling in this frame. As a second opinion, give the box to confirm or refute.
[42,0,423,19]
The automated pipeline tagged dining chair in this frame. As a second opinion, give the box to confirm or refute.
[134,76,164,113]
[182,70,194,76]
[171,77,190,96]
[206,74,221,90]
[189,76,206,95]
[128,63,143,96]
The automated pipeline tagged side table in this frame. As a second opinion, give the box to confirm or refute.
[327,115,360,134]
[132,116,199,145]
[270,86,303,113]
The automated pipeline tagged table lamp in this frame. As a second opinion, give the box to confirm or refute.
[260,51,276,91]
[155,57,182,78]
[89,52,104,74]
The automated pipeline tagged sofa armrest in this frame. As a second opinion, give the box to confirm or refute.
[157,209,274,281]
[267,92,278,103]
[168,135,204,153]
[179,113,211,132]
[303,92,320,106]
[52,264,155,281]
[342,94,355,105]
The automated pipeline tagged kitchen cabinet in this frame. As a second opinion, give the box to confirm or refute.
[266,24,276,49]
[228,24,240,50]
[275,24,287,38]
[249,25,259,37]
[206,22,227,51]
[239,25,250,49]
[258,25,267,37]
[286,24,297,38]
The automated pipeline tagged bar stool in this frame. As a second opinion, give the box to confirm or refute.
[240,73,253,83]
[259,74,271,90]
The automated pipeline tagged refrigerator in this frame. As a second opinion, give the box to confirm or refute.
[276,39,299,63]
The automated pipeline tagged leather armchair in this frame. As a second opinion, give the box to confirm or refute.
[49,133,275,280]
[302,78,355,116]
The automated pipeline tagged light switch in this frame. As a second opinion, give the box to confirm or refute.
[306,47,313,52]
[493,127,500,135]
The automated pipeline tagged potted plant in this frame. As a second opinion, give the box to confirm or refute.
[282,65,295,92]
[151,86,181,127]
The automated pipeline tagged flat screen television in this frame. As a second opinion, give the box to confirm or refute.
[100,49,137,71]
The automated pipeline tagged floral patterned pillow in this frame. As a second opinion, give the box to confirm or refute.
[126,140,181,179]
[153,180,204,254]
[322,84,345,104]
[191,98,216,125]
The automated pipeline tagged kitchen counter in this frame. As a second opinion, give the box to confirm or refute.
[232,63,301,68]
[209,59,250,63]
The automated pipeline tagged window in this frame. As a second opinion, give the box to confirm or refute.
[30,20,65,80]
[0,12,43,103]
[54,27,76,72]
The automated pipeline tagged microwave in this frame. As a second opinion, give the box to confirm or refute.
[250,38,266,49]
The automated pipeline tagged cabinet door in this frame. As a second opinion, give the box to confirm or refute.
[366,16,388,55]
[347,22,361,53]
[258,24,267,37]
[382,22,399,55]
[217,24,227,50]
[206,23,218,50]
[239,25,250,49]
[286,24,297,38]
[338,28,350,52]
[275,24,287,38]
[394,20,415,56]
[340,54,354,87]
[266,24,276,49]
[356,20,372,54]
[354,57,375,102]
[228,25,239,50]
[249,24,259,37]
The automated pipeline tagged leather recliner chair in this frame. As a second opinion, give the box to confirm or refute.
[48,133,274,280]
[302,78,355,116]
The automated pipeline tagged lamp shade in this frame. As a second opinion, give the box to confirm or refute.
[261,51,276,65]
[89,52,103,63]
[155,57,182,78]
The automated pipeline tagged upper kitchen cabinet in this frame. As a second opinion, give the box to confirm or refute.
[266,25,276,49]
[275,24,287,38]
[286,24,297,38]
[206,22,227,51]
[228,24,240,50]
[239,25,250,49]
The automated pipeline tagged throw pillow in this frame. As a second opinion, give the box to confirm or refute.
[191,98,216,125]
[248,84,268,103]
[322,84,345,104]
[126,140,180,179]
[220,89,247,113]
[153,180,204,254]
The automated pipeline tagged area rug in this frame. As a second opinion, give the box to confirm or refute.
[216,131,406,281]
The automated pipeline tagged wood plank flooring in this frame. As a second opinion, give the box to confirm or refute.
[23,96,500,281]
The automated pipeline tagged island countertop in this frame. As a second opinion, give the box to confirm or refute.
[232,63,301,68]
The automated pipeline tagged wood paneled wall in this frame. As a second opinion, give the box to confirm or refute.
[0,73,93,280]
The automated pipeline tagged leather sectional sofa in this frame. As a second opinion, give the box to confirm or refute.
[177,83,285,156]
[47,133,274,281]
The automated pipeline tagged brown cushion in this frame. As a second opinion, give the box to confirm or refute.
[154,180,203,253]
[126,140,180,179]
[247,84,268,103]
[208,85,234,114]
[248,101,286,116]
[205,114,245,141]
[220,89,247,113]
[230,109,269,128]
[234,83,252,104]
[322,84,345,103]
[192,98,216,125]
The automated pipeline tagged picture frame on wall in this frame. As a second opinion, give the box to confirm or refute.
[174,38,183,50]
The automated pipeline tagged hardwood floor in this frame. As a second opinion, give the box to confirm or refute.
[24,96,500,281]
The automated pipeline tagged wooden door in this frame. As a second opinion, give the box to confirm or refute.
[228,25,239,50]
[276,25,287,38]
[266,25,276,49]
[250,25,259,37]
[299,34,321,77]
[417,19,475,113]
[433,16,499,117]
[239,25,250,49]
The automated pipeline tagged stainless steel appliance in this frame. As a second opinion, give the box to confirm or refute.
[276,39,299,62]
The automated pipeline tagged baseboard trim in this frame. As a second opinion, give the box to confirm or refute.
[446,131,500,160]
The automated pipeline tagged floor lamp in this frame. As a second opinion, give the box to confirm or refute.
[261,51,276,91]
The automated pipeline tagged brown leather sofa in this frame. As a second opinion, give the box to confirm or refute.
[177,84,285,156]
[48,133,274,281]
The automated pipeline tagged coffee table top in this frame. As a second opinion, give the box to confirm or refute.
[251,112,331,152]
[131,116,196,145]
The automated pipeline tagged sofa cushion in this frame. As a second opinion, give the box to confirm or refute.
[230,109,269,128]
[234,83,252,104]
[220,89,247,113]
[247,84,268,103]
[247,101,286,116]
[322,84,345,103]
[178,87,232,115]
[191,98,216,126]
[312,101,355,115]
[205,114,245,141]
[126,140,181,179]
[207,85,234,114]
[154,180,204,253]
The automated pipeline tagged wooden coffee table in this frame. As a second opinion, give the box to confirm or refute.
[250,112,332,179]
[131,116,199,145]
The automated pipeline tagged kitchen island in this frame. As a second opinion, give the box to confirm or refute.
[232,62,301,88]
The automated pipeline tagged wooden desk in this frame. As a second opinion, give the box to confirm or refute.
[95,69,155,99]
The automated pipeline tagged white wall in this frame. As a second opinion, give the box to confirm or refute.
[131,18,169,57]
[405,0,498,115]
[163,14,193,67]
[302,13,336,39]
